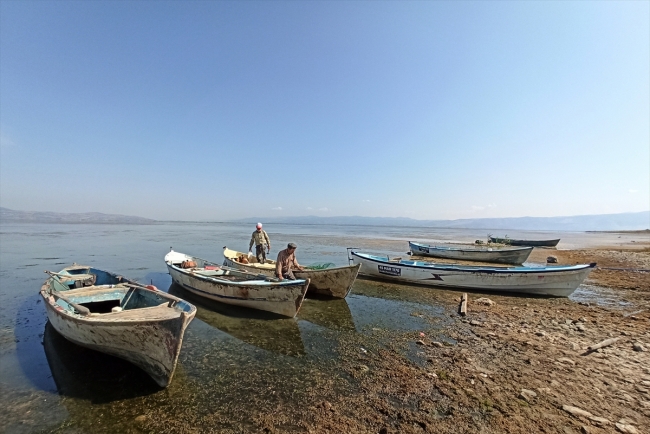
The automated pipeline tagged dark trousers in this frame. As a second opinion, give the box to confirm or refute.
[255,244,267,264]
[282,270,296,280]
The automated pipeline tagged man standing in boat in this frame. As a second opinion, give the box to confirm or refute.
[249,222,271,264]
[275,243,305,280]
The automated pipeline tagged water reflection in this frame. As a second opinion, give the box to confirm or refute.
[297,297,355,331]
[168,283,306,357]
[42,322,161,402]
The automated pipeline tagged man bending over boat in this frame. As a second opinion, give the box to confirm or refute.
[275,243,305,280]
[249,222,271,264]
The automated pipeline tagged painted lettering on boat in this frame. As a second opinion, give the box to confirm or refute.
[378,265,401,276]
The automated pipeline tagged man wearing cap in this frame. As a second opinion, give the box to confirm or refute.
[275,243,305,281]
[249,223,271,264]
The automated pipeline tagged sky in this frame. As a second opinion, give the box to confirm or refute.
[1,1,648,221]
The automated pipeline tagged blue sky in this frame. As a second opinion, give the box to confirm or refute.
[1,1,648,221]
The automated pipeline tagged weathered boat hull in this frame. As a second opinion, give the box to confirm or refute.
[40,268,196,388]
[223,247,359,298]
[489,237,560,247]
[166,251,309,318]
[350,251,595,297]
[409,241,533,265]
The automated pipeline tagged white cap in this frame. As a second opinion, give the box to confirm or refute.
[256,222,263,228]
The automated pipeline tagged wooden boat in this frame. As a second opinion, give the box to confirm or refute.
[349,251,596,297]
[40,264,196,388]
[165,250,310,318]
[222,247,360,298]
[488,236,560,247]
[409,241,533,265]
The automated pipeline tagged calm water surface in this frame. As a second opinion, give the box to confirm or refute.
[0,222,626,433]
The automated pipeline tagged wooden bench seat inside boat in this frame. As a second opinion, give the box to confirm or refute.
[60,285,170,314]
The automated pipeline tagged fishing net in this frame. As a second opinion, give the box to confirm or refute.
[304,263,335,270]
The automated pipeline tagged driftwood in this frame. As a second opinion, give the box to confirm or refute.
[459,293,468,316]
[584,337,622,354]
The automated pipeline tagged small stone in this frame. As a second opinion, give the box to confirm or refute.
[577,324,586,332]
[621,393,635,402]
[519,389,537,402]
[565,319,573,325]
[416,340,425,345]
[536,331,546,337]
[615,423,639,434]
[470,320,481,326]
[537,387,550,394]
[547,256,558,263]
[581,426,590,434]
[321,401,333,411]
[474,297,495,306]
[558,357,576,365]
[570,342,581,351]
[432,341,444,348]
[427,372,438,378]
[633,343,646,352]
[134,415,147,423]
[562,405,593,418]
[358,365,369,373]
[589,416,611,426]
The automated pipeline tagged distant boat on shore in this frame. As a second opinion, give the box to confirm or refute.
[488,236,560,247]
[409,241,533,265]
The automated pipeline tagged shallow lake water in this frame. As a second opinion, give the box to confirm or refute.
[0,222,633,433]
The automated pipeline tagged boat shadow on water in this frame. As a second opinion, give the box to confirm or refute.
[42,322,162,403]
[167,283,306,357]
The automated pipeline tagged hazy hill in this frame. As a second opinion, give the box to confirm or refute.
[0,207,156,224]
[236,211,650,231]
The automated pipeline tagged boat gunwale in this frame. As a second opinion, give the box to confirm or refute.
[167,255,308,288]
[223,247,361,275]
[408,241,533,253]
[351,251,596,274]
[41,265,197,323]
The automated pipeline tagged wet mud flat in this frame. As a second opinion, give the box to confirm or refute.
[1,240,649,433]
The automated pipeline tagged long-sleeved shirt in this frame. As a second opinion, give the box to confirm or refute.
[275,248,300,277]
[249,229,270,250]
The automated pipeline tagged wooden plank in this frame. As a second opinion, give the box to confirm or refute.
[459,293,468,316]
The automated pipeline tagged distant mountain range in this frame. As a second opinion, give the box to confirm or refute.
[0,207,155,224]
[2,207,648,230]
[235,211,650,231]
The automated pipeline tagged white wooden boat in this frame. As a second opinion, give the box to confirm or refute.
[349,251,596,297]
[409,241,533,265]
[223,247,359,298]
[40,265,196,388]
[165,250,309,317]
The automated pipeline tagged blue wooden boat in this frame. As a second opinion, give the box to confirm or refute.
[40,265,196,387]
[409,241,533,265]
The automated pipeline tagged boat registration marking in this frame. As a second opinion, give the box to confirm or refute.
[378,265,401,276]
